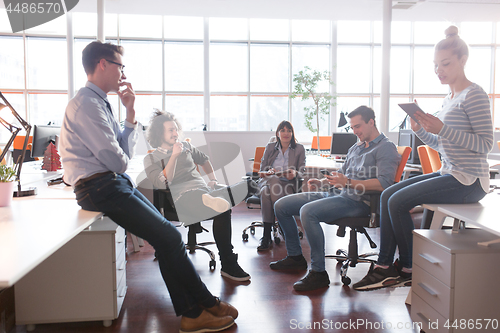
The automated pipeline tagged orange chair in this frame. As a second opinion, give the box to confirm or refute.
[247,146,266,178]
[497,141,500,151]
[396,146,412,182]
[12,135,36,163]
[417,145,441,174]
[311,136,332,151]
[13,135,32,150]
[324,146,412,285]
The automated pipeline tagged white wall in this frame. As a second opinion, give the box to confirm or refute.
[182,131,275,176]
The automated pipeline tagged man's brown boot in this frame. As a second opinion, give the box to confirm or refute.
[179,310,234,333]
[205,297,238,319]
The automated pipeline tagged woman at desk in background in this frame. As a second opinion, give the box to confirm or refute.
[256,120,306,251]
[353,25,494,291]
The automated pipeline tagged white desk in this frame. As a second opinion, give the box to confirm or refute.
[0,170,129,330]
[0,192,102,288]
[423,187,500,247]
[304,154,342,174]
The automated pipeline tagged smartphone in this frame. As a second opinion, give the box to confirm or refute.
[320,169,330,176]
[398,103,423,124]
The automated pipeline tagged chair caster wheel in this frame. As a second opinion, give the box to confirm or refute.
[250,226,255,235]
[209,260,216,270]
[341,276,351,286]
[242,233,249,241]
[274,237,281,245]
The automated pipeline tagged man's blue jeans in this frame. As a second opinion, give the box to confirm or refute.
[378,172,487,269]
[274,191,370,272]
[74,173,215,316]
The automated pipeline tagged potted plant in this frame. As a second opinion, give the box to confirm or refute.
[0,164,16,207]
[290,66,336,155]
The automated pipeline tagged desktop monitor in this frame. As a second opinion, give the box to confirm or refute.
[330,132,357,156]
[31,125,61,158]
[398,129,423,164]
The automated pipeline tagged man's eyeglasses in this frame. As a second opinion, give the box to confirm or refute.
[105,59,125,74]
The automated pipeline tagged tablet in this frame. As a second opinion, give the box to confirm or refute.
[398,103,423,124]
[274,170,291,177]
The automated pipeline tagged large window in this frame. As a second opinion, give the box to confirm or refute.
[1,10,500,148]
[337,20,499,132]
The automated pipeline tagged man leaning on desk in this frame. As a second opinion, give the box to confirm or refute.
[58,41,237,333]
[269,106,400,292]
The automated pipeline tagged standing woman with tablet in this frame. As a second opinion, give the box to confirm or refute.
[353,25,494,291]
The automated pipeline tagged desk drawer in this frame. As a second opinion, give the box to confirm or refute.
[411,293,449,333]
[115,238,126,264]
[115,279,127,316]
[413,265,452,318]
[413,236,453,287]
[115,259,126,290]
[115,227,126,261]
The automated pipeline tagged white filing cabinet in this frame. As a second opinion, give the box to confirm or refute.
[15,216,127,330]
[411,229,500,333]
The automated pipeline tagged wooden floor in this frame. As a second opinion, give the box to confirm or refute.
[14,203,419,333]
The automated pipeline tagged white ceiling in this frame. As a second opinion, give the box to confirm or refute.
[63,0,500,22]
[1,0,499,22]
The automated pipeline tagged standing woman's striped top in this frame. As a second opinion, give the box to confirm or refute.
[415,82,493,192]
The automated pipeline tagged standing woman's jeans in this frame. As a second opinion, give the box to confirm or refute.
[74,172,215,316]
[377,172,487,269]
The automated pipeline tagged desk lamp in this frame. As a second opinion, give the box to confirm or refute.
[338,111,350,132]
[0,91,36,197]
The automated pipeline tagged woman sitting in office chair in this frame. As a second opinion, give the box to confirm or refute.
[144,110,257,282]
[256,120,306,251]
[353,25,494,291]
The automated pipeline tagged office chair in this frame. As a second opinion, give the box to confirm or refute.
[136,172,217,270]
[241,177,304,244]
[417,145,441,174]
[246,146,266,180]
[243,145,280,242]
[13,135,35,163]
[324,146,411,286]
[242,144,305,244]
[415,145,443,229]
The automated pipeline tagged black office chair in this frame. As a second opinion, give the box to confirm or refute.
[324,146,412,286]
[154,188,217,270]
[136,172,217,270]
[324,193,380,286]
[241,177,304,244]
[241,194,283,245]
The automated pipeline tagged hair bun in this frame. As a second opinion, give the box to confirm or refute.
[445,25,459,38]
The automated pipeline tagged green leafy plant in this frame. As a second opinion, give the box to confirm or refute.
[0,164,16,182]
[290,66,336,153]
